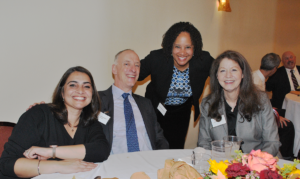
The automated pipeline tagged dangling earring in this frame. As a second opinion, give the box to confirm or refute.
[63,98,64,101]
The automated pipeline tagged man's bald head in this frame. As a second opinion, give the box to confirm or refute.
[282,51,296,70]
[112,49,140,92]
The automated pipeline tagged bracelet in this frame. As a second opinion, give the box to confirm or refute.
[50,145,57,159]
[37,160,41,175]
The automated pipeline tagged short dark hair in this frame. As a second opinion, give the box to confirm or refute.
[49,66,101,127]
[161,22,203,59]
[206,50,262,122]
[260,53,281,70]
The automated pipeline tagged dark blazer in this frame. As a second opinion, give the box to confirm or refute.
[138,49,214,121]
[266,66,300,109]
[98,86,169,151]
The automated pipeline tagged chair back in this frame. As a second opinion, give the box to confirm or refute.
[0,122,15,157]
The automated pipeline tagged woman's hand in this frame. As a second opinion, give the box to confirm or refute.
[57,159,98,173]
[24,146,52,160]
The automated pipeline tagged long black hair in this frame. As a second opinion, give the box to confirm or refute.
[49,66,101,127]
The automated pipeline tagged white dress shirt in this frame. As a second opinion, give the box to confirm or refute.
[285,67,300,91]
[252,69,266,91]
[111,84,152,154]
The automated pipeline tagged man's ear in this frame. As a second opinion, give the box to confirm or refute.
[112,64,117,75]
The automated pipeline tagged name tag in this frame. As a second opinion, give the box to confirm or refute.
[98,112,110,125]
[211,115,226,127]
[157,103,167,116]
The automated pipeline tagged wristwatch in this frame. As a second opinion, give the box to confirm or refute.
[50,145,58,159]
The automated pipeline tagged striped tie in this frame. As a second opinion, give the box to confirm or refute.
[291,70,300,91]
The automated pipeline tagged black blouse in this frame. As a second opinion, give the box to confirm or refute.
[0,104,110,179]
[224,99,239,136]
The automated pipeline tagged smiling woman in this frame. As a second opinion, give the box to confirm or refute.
[197,50,281,156]
[138,22,215,149]
[0,66,110,179]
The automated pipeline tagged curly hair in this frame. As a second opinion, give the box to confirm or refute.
[161,22,203,59]
[49,66,101,127]
[205,50,262,122]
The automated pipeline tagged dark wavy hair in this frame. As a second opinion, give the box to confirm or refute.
[49,66,101,127]
[161,22,203,59]
[205,50,262,122]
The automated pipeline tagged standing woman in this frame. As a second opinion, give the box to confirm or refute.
[138,22,214,149]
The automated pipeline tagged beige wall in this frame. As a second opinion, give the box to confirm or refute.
[0,0,299,148]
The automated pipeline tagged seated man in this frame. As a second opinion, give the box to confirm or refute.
[255,52,295,160]
[266,51,300,114]
[99,49,169,154]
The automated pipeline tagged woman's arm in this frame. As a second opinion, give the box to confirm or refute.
[197,100,213,150]
[24,121,110,163]
[138,51,154,81]
[24,145,86,160]
[14,158,97,178]
[260,94,281,156]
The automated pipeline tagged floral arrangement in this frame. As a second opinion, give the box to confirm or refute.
[200,149,300,179]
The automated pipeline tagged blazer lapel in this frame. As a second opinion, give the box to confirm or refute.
[132,94,155,148]
[219,96,228,135]
[101,86,115,147]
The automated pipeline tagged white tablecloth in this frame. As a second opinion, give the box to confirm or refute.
[33,149,292,179]
[282,93,300,157]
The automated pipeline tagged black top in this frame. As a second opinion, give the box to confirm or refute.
[138,49,214,120]
[0,104,110,179]
[224,100,239,136]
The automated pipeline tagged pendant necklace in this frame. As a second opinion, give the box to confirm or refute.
[67,118,79,132]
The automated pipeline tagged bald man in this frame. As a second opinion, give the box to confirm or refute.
[266,51,297,160]
[266,51,300,111]
[98,49,169,154]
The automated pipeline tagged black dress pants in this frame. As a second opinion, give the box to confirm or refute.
[277,108,295,159]
[156,98,192,149]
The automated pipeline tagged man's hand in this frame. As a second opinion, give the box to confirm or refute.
[279,116,290,128]
[26,101,45,111]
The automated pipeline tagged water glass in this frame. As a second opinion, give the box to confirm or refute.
[211,140,232,159]
[193,147,206,154]
[191,153,211,174]
[223,136,243,158]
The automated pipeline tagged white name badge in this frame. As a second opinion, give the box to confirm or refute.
[211,115,226,127]
[157,103,167,116]
[98,112,110,125]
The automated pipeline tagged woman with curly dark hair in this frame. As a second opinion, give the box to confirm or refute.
[138,22,214,149]
[197,50,280,156]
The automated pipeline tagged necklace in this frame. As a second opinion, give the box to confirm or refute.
[67,120,79,132]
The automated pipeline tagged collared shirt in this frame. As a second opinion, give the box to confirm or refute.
[285,67,300,91]
[111,84,152,154]
[165,66,193,105]
[252,69,266,91]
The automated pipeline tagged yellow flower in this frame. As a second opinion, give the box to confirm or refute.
[208,159,230,177]
[290,169,300,175]
[281,163,296,172]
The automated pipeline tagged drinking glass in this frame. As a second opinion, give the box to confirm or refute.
[211,140,232,160]
[223,136,243,158]
[191,153,211,174]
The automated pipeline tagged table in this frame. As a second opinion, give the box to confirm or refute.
[282,93,300,157]
[33,149,292,179]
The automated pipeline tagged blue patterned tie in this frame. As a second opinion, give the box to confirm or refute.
[122,93,140,152]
